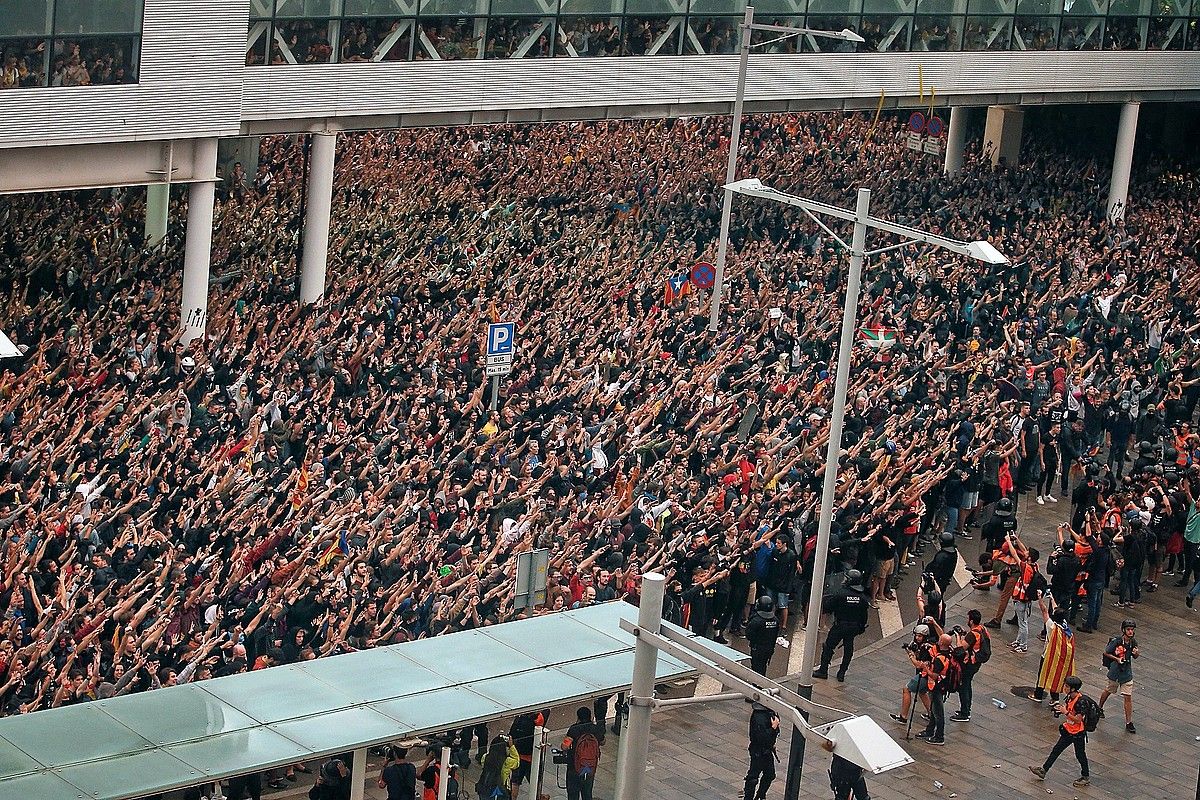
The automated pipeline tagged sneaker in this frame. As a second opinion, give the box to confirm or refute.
[1072,777,1090,787]
[915,731,930,739]
[951,712,971,722]
[1029,766,1046,780]
[713,634,730,645]
[1028,694,1043,703]
[1113,601,1127,609]
[1046,494,1058,502]
[1006,616,1018,625]
[984,620,1001,630]
[1187,595,1195,608]
[812,670,829,680]
[869,600,880,609]
[1037,496,1045,505]
[1099,709,1106,719]
[925,738,945,746]
[1163,571,1175,576]
[1146,583,1158,593]
[1126,722,1136,734]
[776,637,790,648]
[889,713,908,724]
[836,672,846,683]
[921,713,931,721]
[1010,640,1021,649]
[959,532,972,540]
[1016,646,1028,653]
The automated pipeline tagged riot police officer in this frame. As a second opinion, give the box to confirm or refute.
[813,569,870,682]
[745,595,780,675]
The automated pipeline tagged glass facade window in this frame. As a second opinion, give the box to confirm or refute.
[859,15,914,49]
[242,0,1200,60]
[1,0,140,88]
[1013,14,1060,46]
[963,14,1012,47]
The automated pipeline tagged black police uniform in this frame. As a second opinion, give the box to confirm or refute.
[745,606,779,676]
[929,541,958,593]
[815,586,869,679]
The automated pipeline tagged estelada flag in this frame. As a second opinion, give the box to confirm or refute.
[858,325,899,350]
[290,462,311,510]
[663,274,692,305]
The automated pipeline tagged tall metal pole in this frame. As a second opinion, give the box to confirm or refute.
[616,572,665,800]
[785,187,871,800]
[490,374,500,412]
[707,5,754,333]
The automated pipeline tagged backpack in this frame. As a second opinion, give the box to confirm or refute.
[1075,694,1102,732]
[973,626,992,665]
[572,732,601,778]
[934,651,963,694]
[1101,636,1120,670]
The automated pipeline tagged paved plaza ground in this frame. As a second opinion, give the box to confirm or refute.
[226,495,1200,800]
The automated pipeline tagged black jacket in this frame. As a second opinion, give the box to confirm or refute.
[745,609,779,652]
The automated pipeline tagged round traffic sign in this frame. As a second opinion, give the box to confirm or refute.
[691,261,716,289]
[907,112,926,133]
[926,115,944,137]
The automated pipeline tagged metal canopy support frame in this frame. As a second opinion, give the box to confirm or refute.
[615,573,912,800]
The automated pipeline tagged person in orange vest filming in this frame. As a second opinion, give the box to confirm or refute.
[1030,675,1098,788]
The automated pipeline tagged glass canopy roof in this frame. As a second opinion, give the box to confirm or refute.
[0,601,741,800]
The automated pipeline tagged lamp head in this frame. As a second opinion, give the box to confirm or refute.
[839,29,867,43]
[965,240,1008,265]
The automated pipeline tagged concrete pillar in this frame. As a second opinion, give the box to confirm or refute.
[982,105,1024,167]
[944,106,968,176]
[300,132,337,305]
[1107,101,1139,223]
[144,183,169,247]
[181,138,218,346]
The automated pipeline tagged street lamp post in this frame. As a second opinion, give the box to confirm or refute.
[706,6,865,333]
[725,178,1007,800]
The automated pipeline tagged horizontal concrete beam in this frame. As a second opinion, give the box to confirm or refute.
[0,138,217,195]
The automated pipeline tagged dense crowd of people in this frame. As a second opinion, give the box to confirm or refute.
[0,107,1196,791]
[0,37,138,89]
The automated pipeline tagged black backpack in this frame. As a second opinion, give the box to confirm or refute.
[1075,694,1102,732]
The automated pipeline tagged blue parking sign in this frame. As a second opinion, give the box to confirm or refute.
[487,322,515,356]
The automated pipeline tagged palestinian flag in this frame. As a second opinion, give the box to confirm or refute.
[858,325,900,350]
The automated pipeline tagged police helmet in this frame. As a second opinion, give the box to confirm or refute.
[844,569,864,591]
[1165,447,1179,461]
[1086,463,1101,477]
[940,532,956,548]
[1139,440,1153,454]
[995,497,1014,516]
[1061,540,1075,553]
[755,595,776,614]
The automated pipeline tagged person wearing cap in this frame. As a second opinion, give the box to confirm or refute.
[813,569,870,682]
[1029,675,1090,787]
[1099,619,1140,733]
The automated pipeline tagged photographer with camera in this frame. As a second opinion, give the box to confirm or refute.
[309,757,351,800]
[889,622,935,728]
[950,610,990,722]
[916,632,961,746]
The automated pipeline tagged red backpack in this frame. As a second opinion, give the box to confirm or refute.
[573,732,601,778]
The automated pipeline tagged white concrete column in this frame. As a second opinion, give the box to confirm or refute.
[349,748,367,800]
[983,105,1024,167]
[144,183,169,247]
[944,106,968,176]
[181,138,218,346]
[300,132,337,305]
[1107,101,1140,223]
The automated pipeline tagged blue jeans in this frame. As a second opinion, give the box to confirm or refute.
[1188,578,1200,601]
[944,505,960,534]
[1085,582,1104,629]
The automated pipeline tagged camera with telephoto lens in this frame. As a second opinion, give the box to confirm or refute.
[552,748,569,765]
